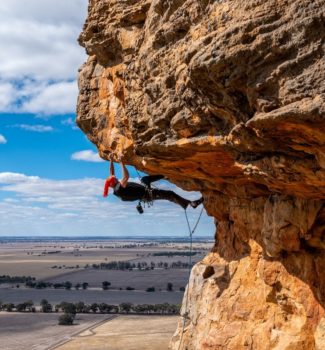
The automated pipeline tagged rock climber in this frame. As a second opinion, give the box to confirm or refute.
[103,159,203,211]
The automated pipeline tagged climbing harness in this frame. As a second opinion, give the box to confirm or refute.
[177,205,204,350]
[134,168,157,213]
[136,192,154,214]
[135,182,155,214]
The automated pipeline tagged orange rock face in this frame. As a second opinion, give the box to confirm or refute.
[77,0,325,348]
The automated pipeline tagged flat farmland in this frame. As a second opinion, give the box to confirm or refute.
[0,239,212,306]
[0,243,139,279]
[44,268,190,290]
[0,241,209,279]
[130,252,205,265]
[0,312,108,350]
[58,315,179,350]
[0,288,183,305]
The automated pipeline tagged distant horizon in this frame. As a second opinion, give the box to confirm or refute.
[0,235,214,242]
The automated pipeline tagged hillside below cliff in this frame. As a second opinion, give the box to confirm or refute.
[77,0,325,349]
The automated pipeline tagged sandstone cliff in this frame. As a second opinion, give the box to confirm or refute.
[77,0,325,349]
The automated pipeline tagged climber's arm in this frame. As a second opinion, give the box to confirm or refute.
[120,162,129,188]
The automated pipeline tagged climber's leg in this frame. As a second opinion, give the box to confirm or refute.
[150,189,190,209]
[141,175,165,187]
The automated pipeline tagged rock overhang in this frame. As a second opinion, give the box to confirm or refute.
[77,1,325,349]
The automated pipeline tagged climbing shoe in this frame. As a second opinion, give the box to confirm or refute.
[190,197,204,209]
[182,201,190,210]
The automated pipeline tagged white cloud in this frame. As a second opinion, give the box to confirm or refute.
[0,172,40,184]
[0,0,87,81]
[0,82,16,110]
[0,173,104,200]
[0,22,83,81]
[0,172,214,236]
[71,150,104,163]
[0,0,88,115]
[11,124,54,132]
[0,134,7,144]
[21,81,78,115]
[0,1,87,28]
[0,80,79,115]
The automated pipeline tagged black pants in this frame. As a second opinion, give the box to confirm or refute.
[141,175,164,187]
[145,188,190,209]
[141,175,190,209]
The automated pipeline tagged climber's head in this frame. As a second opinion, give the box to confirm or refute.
[103,176,119,197]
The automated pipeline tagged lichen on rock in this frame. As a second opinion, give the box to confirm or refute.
[77,0,325,349]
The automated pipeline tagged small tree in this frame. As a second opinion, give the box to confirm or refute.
[58,313,74,325]
[25,300,35,312]
[126,286,135,291]
[105,304,115,313]
[90,303,98,313]
[75,301,86,313]
[119,302,133,314]
[41,299,52,313]
[5,303,14,312]
[59,302,76,316]
[102,281,111,290]
[64,281,72,290]
[82,282,89,290]
[16,303,27,312]
[98,303,108,313]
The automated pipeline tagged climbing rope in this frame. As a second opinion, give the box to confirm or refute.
[134,166,205,348]
[135,168,143,181]
[177,205,204,350]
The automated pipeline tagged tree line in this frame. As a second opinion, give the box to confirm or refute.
[91,260,193,270]
[0,275,35,284]
[24,280,183,292]
[152,251,199,257]
[25,280,90,290]
[0,299,180,325]
[55,301,180,315]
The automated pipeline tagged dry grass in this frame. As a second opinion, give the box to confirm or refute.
[0,240,209,305]
[0,241,209,279]
[0,243,139,278]
[0,313,108,350]
[0,288,183,305]
[57,315,178,350]
[45,268,190,290]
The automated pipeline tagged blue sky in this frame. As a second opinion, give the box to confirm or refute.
[0,0,214,237]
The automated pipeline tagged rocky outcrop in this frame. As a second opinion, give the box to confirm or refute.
[77,0,325,349]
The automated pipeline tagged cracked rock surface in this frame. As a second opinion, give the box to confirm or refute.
[77,0,325,348]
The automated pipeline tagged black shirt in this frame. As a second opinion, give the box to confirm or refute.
[113,182,146,201]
